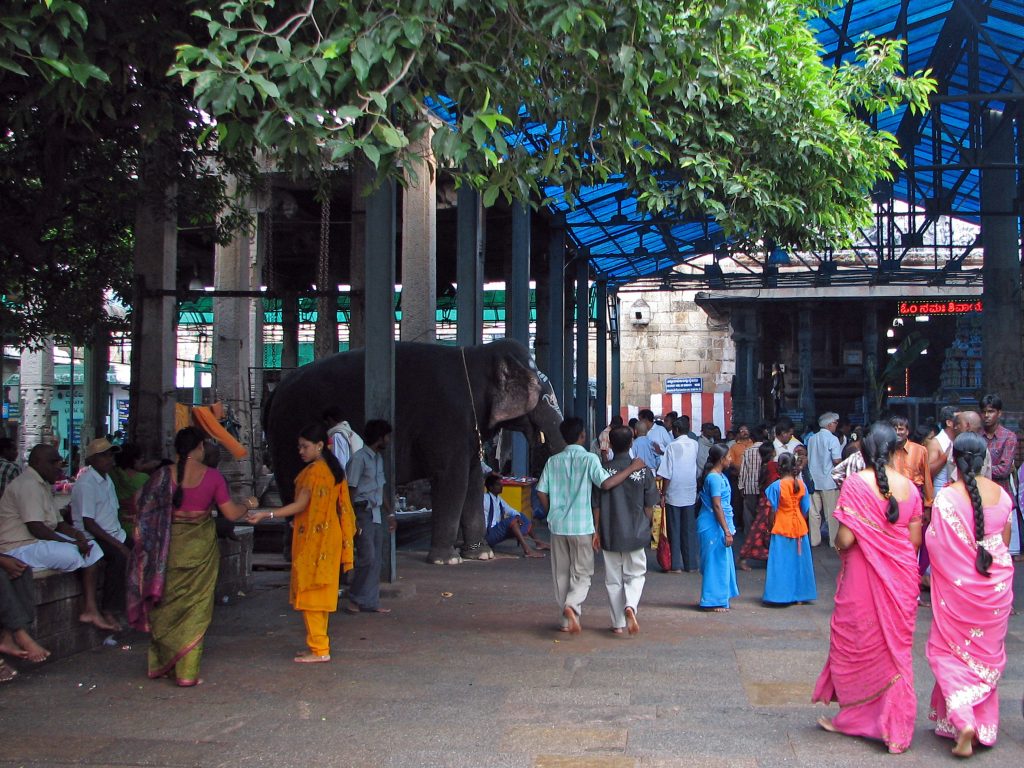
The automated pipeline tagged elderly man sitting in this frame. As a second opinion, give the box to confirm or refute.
[72,438,130,628]
[0,444,115,631]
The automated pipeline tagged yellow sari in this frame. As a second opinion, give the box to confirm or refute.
[289,459,355,612]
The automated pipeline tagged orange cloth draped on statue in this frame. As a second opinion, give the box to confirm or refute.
[289,459,354,613]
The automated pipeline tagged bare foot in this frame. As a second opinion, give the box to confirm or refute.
[294,652,331,664]
[102,612,123,631]
[818,716,839,733]
[176,678,204,687]
[609,627,624,635]
[13,630,50,663]
[739,560,752,572]
[625,606,640,635]
[532,541,551,551]
[79,612,118,631]
[952,727,975,758]
[0,639,29,659]
[523,550,545,558]
[563,606,581,634]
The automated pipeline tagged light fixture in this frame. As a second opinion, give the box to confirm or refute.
[886,329,895,338]
[915,315,930,322]
[920,348,928,355]
[887,347,898,354]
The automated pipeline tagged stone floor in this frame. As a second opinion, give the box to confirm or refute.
[1,536,1022,767]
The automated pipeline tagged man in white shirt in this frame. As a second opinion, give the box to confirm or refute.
[72,437,130,625]
[482,473,548,557]
[323,407,363,470]
[929,405,956,495]
[656,422,699,571]
[772,416,802,459]
[805,412,842,546]
[0,444,114,631]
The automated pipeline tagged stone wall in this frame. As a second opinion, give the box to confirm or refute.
[605,290,734,407]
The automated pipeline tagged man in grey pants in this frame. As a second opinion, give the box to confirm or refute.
[0,553,50,665]
[345,420,395,615]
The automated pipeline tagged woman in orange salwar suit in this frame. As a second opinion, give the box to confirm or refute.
[249,422,354,663]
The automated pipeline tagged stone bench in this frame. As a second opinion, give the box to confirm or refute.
[29,526,254,660]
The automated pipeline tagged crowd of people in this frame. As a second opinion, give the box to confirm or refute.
[0,394,1018,757]
[580,396,1018,758]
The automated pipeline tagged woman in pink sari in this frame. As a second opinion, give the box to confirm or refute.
[926,431,1013,757]
[813,422,923,754]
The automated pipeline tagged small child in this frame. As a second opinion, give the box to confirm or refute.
[595,426,659,634]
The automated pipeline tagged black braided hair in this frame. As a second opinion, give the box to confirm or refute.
[171,427,206,509]
[757,441,775,490]
[861,421,899,524]
[777,451,799,496]
[299,422,345,484]
[952,431,992,577]
[698,444,729,494]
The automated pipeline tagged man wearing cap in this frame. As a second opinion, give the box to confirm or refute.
[72,438,130,627]
[0,443,115,631]
[805,412,843,547]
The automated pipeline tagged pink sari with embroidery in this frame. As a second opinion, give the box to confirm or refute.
[812,473,922,753]
[926,485,1013,747]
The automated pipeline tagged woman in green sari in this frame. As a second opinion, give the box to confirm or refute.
[127,428,255,687]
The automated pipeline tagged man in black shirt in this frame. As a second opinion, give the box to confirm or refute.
[594,426,659,635]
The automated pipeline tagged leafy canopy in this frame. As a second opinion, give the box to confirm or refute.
[0,0,260,345]
[175,0,935,250]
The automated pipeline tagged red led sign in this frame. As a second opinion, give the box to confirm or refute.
[898,299,982,316]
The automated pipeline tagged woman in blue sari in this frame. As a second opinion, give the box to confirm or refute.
[697,444,739,611]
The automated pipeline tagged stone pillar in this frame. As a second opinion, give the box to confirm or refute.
[798,308,815,426]
[545,228,565,407]
[455,185,484,347]
[730,306,759,426]
[348,162,371,350]
[594,280,608,430]
[508,203,530,476]
[981,108,1023,410]
[313,194,337,360]
[80,331,110,443]
[213,186,259,495]
[365,175,397,582]
[864,307,880,420]
[130,185,178,460]
[280,291,298,369]
[610,291,621,420]
[574,256,590,433]
[18,341,54,463]
[401,128,437,343]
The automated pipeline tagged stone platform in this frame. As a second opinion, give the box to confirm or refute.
[1,531,1022,767]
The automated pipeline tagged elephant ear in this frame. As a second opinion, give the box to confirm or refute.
[489,355,542,427]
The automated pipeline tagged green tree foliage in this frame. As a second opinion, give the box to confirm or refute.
[0,0,258,345]
[174,0,935,249]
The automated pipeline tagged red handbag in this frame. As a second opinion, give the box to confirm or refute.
[657,519,672,571]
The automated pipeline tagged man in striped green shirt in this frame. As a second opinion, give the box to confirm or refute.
[537,417,645,633]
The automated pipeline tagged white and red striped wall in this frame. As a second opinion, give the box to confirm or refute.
[616,392,733,431]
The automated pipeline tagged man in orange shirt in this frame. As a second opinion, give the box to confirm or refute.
[889,415,933,507]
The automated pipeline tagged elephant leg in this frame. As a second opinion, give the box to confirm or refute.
[426,458,471,565]
[459,459,493,560]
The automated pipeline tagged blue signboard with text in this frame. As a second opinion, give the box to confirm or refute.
[665,377,703,394]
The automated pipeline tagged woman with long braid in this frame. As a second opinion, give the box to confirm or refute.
[696,444,738,611]
[127,427,255,686]
[926,431,1013,757]
[812,422,922,754]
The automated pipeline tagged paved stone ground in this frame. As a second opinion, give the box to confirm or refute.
[1,534,1023,768]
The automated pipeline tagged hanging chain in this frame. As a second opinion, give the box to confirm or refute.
[318,196,331,292]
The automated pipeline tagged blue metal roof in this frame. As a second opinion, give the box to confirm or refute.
[431,1,1023,288]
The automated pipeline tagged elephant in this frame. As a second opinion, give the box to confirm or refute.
[263,339,566,564]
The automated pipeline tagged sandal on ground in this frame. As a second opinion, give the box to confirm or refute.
[294,652,331,664]
[0,661,16,683]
